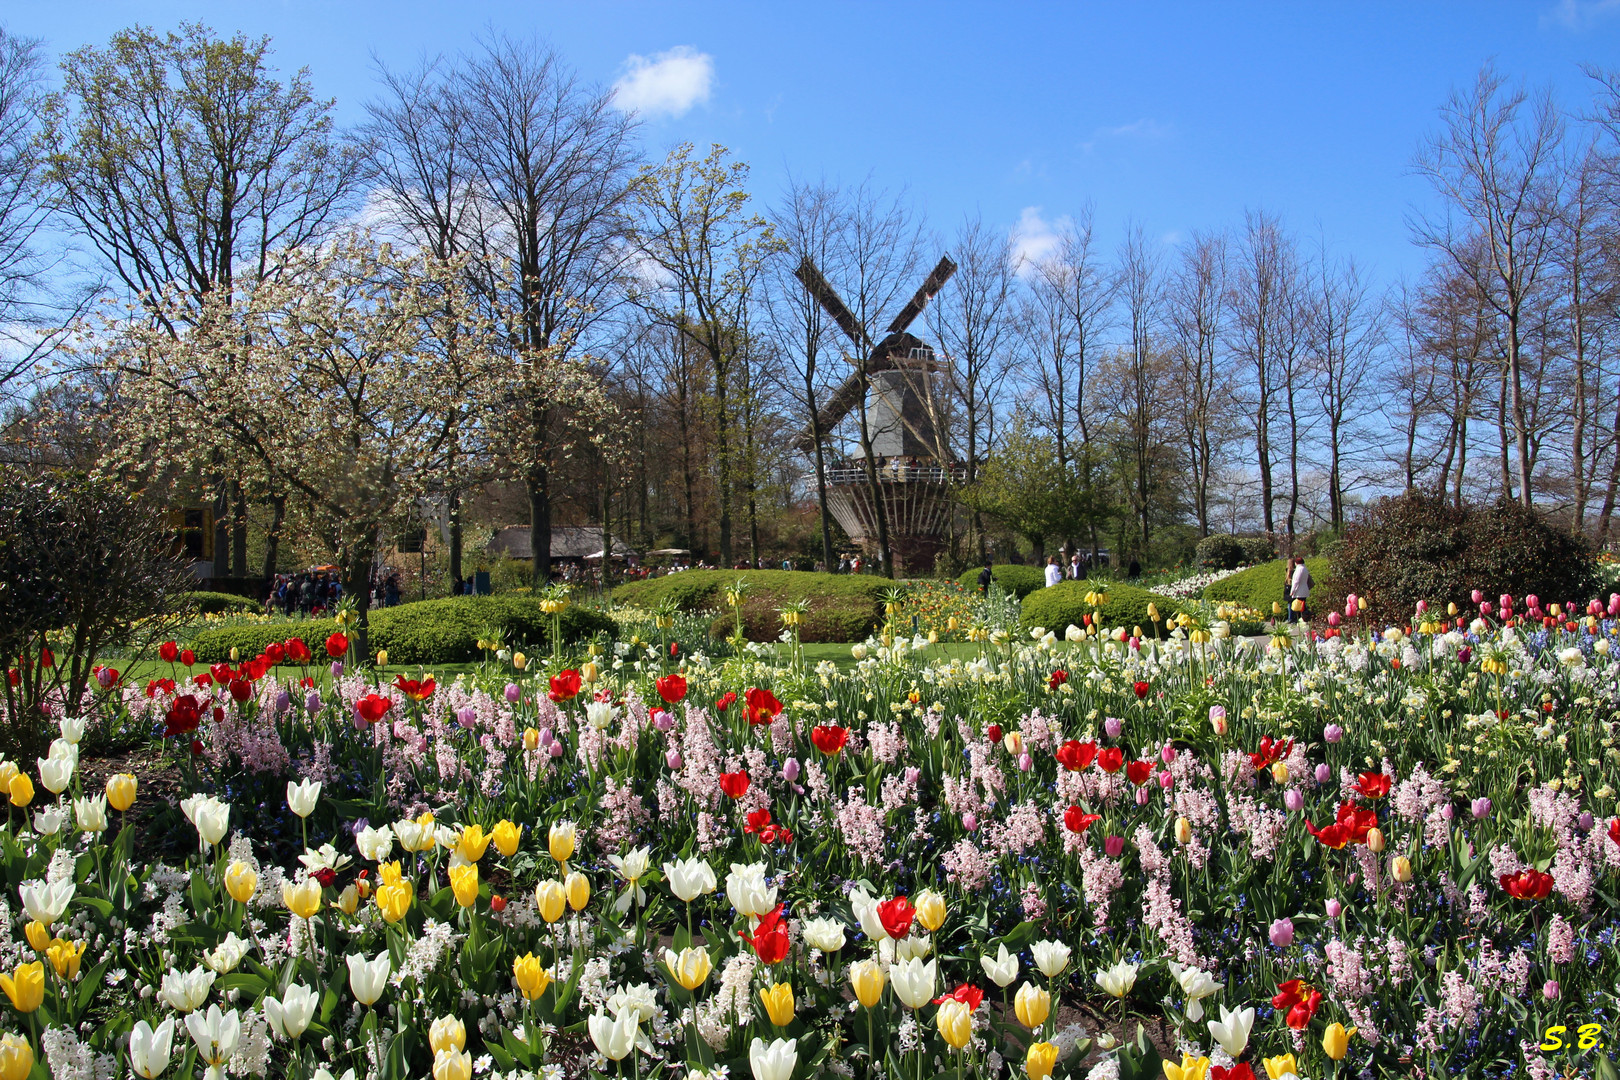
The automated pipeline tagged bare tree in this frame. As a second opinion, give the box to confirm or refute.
[1229,211,1290,535]
[1413,63,1566,507]
[1308,249,1382,529]
[0,27,61,419]
[1114,224,1165,552]
[1165,230,1228,536]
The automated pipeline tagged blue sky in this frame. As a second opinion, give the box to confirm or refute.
[10,1,1620,286]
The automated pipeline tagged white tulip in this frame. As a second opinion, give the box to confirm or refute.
[312,1071,358,1080]
[58,717,86,745]
[204,933,251,975]
[159,965,217,1013]
[979,943,1019,988]
[801,916,846,952]
[587,1008,640,1061]
[848,886,887,942]
[184,1005,241,1071]
[607,982,660,1023]
[1094,959,1138,999]
[889,956,936,1009]
[895,933,932,961]
[129,1017,175,1079]
[38,754,73,795]
[286,779,321,818]
[1029,626,1047,640]
[1167,961,1224,1022]
[749,1036,799,1080]
[32,807,64,836]
[73,794,108,834]
[608,846,652,914]
[1206,1003,1255,1058]
[726,862,778,918]
[1031,939,1071,978]
[1065,624,1084,642]
[47,739,78,767]
[584,700,615,730]
[663,856,717,902]
[346,950,390,1006]
[184,796,230,847]
[264,982,318,1039]
[20,879,75,924]
[355,825,393,862]
[392,818,431,852]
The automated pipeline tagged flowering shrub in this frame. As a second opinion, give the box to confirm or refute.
[0,595,1617,1079]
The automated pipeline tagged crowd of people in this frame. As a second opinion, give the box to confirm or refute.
[266,571,345,616]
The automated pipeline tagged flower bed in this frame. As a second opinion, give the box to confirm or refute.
[2,598,1618,1079]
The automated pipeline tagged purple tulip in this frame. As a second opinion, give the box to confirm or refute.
[1543,980,1560,1001]
[456,706,478,729]
[1325,898,1342,918]
[1161,745,1178,765]
[904,766,921,785]
[1324,724,1343,743]
[305,690,322,714]
[1315,763,1331,784]
[1105,717,1123,739]
[547,741,563,758]
[1104,835,1125,857]
[665,749,682,770]
[962,812,978,832]
[1269,917,1295,947]
[1457,646,1472,664]
[1471,797,1491,820]
[1578,811,1594,831]
[652,709,675,732]
[274,690,291,714]
[1284,789,1304,812]
[1440,803,1454,820]
[1134,786,1150,806]
[504,682,521,703]
[782,758,801,783]
[330,661,344,678]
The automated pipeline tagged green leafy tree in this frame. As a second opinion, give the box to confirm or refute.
[963,418,1106,559]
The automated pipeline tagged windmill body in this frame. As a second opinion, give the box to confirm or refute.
[794,255,966,573]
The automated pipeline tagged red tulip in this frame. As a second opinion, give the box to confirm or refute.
[180,648,195,666]
[876,896,915,940]
[1272,979,1322,1029]
[1097,747,1124,773]
[718,770,750,799]
[264,642,285,666]
[1248,736,1294,772]
[810,725,849,755]
[7,669,17,687]
[985,724,1002,743]
[1048,669,1069,691]
[741,903,790,964]
[548,670,581,702]
[933,983,985,1010]
[394,676,435,702]
[1055,739,1097,772]
[159,641,179,664]
[745,808,773,835]
[655,673,688,704]
[356,694,393,725]
[324,632,349,659]
[1307,802,1379,850]
[284,638,310,664]
[1133,680,1150,699]
[1125,759,1153,786]
[210,663,234,686]
[1211,1066,1256,1080]
[1609,817,1620,846]
[745,687,783,726]
[1064,806,1101,834]
[716,691,737,713]
[163,694,203,737]
[228,679,253,703]
[1355,772,1392,799]
[38,648,53,669]
[1500,869,1554,900]
[490,895,508,913]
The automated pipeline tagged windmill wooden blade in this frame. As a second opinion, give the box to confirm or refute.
[885,255,958,334]
[794,257,869,349]
[791,369,869,453]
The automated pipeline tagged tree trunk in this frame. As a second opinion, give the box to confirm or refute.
[260,494,287,580]
[211,478,229,577]
[528,467,551,587]
[231,482,248,580]
[345,533,376,661]
[448,490,463,596]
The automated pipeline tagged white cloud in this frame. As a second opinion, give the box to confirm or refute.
[1544,0,1620,28]
[1008,206,1071,274]
[611,46,715,118]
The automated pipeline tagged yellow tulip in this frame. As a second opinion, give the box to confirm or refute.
[282,878,322,920]
[535,880,565,924]
[492,820,523,858]
[0,1034,32,1080]
[565,871,590,912]
[1366,827,1386,853]
[913,889,946,933]
[523,727,540,750]
[1322,1022,1356,1061]
[379,860,404,886]
[664,946,712,991]
[0,962,43,1013]
[45,939,84,981]
[1174,817,1193,845]
[1163,1053,1211,1080]
[376,650,388,667]
[849,959,885,1008]
[1270,762,1289,784]
[1263,1055,1299,1080]
[760,982,794,1026]
[1026,1041,1059,1080]
[225,861,258,905]
[1390,855,1413,882]
[433,1048,473,1080]
[230,647,239,662]
[333,884,359,915]
[376,881,413,923]
[7,775,32,808]
[581,661,599,685]
[105,774,137,813]
[548,821,576,865]
[22,923,49,954]
[429,1015,466,1055]
[513,953,552,1000]
[512,652,527,670]
[456,825,491,863]
[449,864,479,908]
[936,997,971,1049]
[1014,982,1050,1030]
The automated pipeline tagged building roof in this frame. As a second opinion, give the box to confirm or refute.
[486,526,636,561]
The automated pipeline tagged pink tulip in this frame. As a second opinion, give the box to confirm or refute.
[1479,602,1492,617]
[1105,717,1124,739]
[1158,770,1174,788]
[1345,602,1357,619]
[1315,763,1331,783]
[1134,786,1150,806]
[504,683,521,703]
[782,758,801,783]
[1499,594,1513,611]
[1284,789,1304,812]
[1324,723,1343,743]
[548,741,563,758]
[1161,745,1177,765]
[1104,835,1126,857]
[1543,980,1560,1001]
[1327,612,1341,627]
[1017,752,1033,772]
[1525,594,1539,609]
[1415,600,1428,614]
[665,749,682,770]
[1471,590,1483,604]
[1471,797,1491,819]
[1325,898,1342,918]
[962,812,978,832]
[1269,917,1295,946]
[456,706,478,729]
[1590,600,1605,617]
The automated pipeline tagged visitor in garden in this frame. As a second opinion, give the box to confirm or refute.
[1127,557,1141,580]
[1045,556,1063,588]
[1289,555,1313,622]
[977,561,993,593]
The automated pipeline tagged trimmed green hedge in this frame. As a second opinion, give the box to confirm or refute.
[184,590,263,615]
[956,564,1047,599]
[185,596,616,665]
[1021,581,1185,639]
[612,570,887,644]
[1202,558,1332,614]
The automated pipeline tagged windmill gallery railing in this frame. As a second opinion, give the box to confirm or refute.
[822,461,969,486]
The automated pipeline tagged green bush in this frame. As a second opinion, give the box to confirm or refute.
[1238,537,1277,565]
[612,570,887,644]
[955,564,1047,599]
[1020,581,1185,639]
[1333,494,1596,619]
[1202,558,1332,614]
[184,590,263,615]
[186,596,616,665]
[1194,535,1245,571]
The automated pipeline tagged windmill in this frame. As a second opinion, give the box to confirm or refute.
[792,254,965,572]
